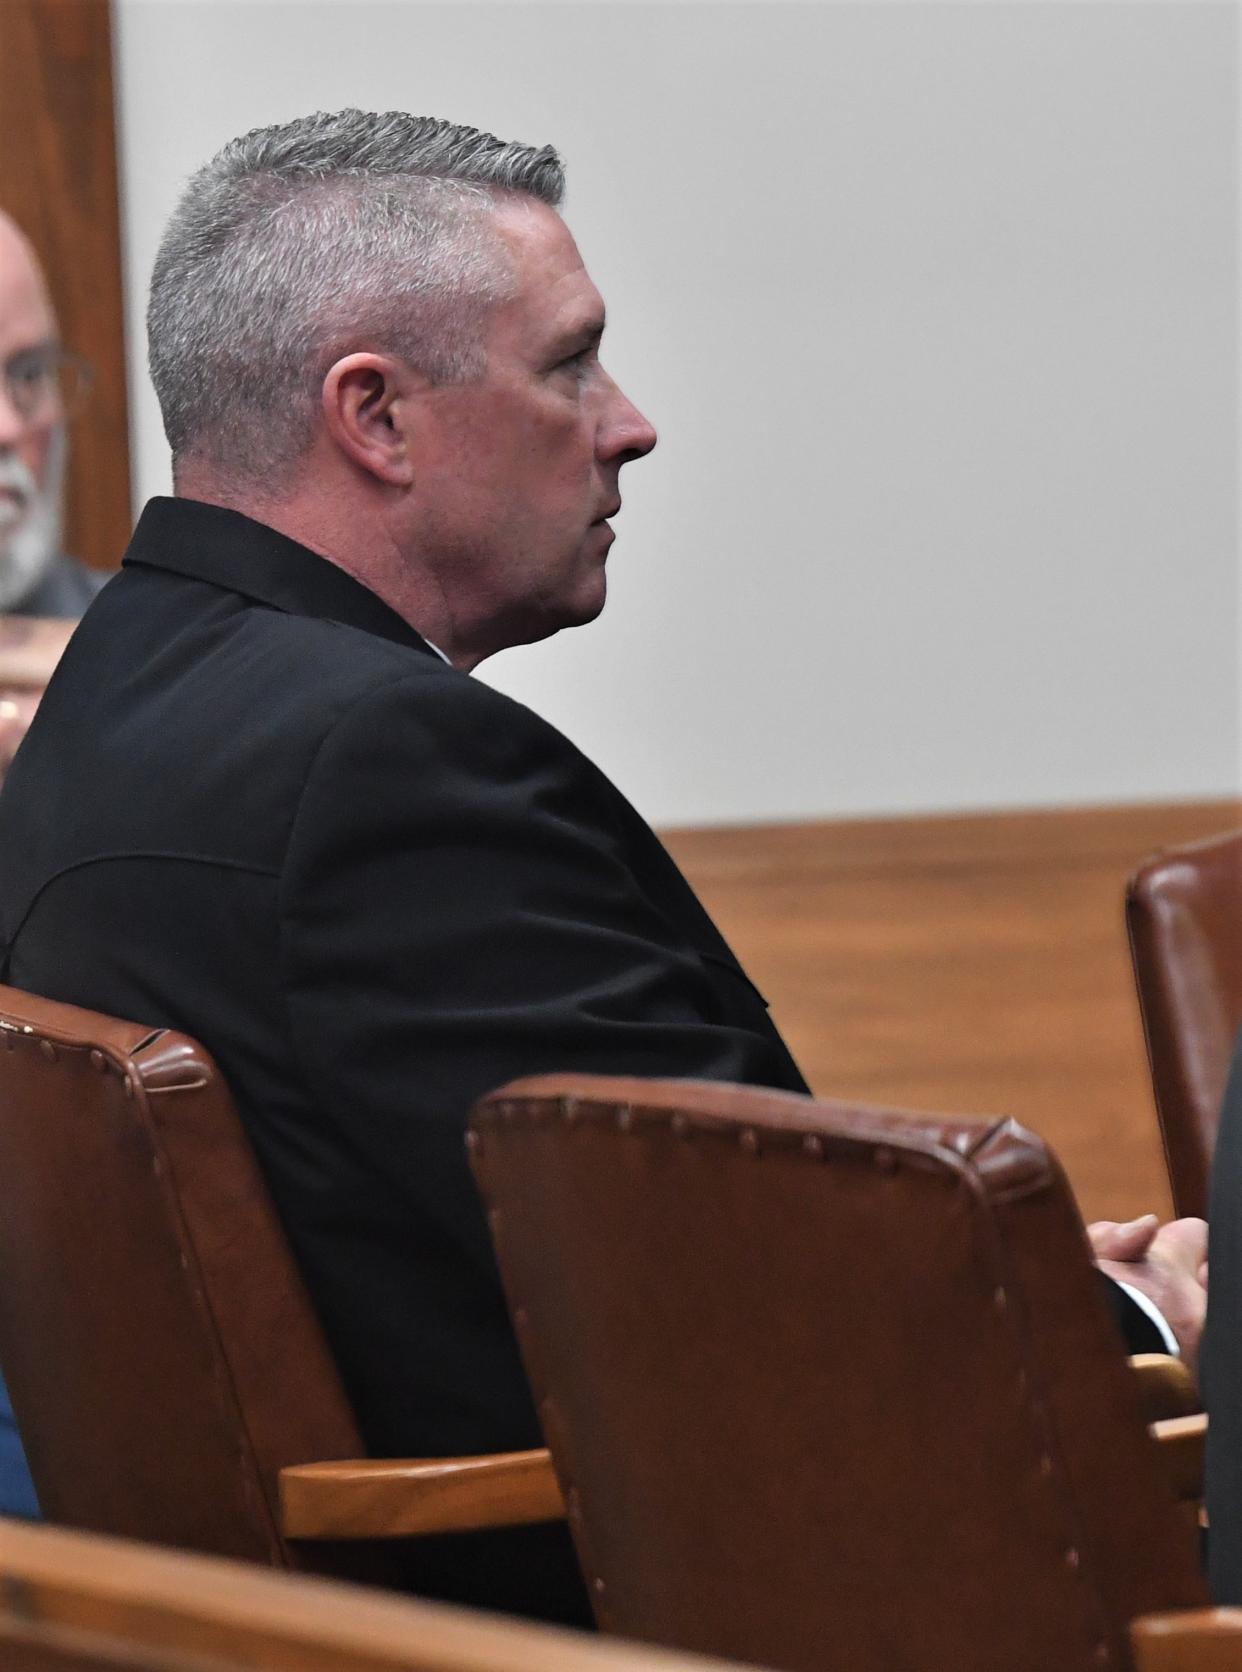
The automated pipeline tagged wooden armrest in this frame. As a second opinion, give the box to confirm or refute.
[1132,1608,1242,1670]
[279,1448,565,1540]
[1149,1413,1206,1503]
[1130,1353,1201,1423]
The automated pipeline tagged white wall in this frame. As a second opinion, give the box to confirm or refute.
[114,0,1238,828]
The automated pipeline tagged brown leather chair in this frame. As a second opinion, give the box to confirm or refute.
[0,1515,762,1672]
[0,985,561,1580]
[469,1074,1209,1672]
[1126,829,1242,1218]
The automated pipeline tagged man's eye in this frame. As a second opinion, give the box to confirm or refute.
[7,360,46,390]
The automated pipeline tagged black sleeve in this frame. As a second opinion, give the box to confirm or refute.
[1097,1269,1167,1355]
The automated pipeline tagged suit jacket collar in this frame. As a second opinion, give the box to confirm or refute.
[123,497,439,659]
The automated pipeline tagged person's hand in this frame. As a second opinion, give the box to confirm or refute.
[1088,1214,1209,1377]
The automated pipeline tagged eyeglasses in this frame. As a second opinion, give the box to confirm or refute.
[2,344,93,428]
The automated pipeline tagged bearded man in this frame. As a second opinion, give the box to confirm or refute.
[0,212,102,617]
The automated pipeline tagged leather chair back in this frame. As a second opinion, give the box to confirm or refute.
[0,985,364,1566]
[470,1074,1207,1672]
[1126,830,1242,1217]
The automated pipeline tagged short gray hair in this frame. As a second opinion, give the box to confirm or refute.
[147,109,565,481]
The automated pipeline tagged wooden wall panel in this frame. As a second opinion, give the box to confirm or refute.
[664,799,1242,1225]
[0,0,130,574]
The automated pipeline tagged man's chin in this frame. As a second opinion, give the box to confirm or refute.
[482,579,607,662]
[553,570,608,636]
[567,575,607,628]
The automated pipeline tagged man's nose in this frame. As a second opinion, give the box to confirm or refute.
[600,374,657,464]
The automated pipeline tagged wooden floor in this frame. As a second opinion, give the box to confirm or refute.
[663,799,1241,1225]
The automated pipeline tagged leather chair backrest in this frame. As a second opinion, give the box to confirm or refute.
[1126,830,1242,1218]
[0,985,364,1565]
[470,1074,1207,1672]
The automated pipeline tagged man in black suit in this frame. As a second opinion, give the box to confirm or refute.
[0,109,1206,1615]
[0,110,807,1618]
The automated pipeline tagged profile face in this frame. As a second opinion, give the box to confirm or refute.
[0,216,61,543]
[409,196,658,656]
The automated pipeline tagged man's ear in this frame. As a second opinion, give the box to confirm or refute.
[321,353,417,487]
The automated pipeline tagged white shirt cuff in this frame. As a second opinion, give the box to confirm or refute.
[1115,1279,1180,1357]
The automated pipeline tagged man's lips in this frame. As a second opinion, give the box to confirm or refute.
[592,502,622,525]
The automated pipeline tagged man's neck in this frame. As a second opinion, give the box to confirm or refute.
[171,474,474,670]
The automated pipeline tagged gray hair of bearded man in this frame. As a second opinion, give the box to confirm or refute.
[147,108,565,484]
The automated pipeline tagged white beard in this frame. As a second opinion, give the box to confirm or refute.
[0,428,65,611]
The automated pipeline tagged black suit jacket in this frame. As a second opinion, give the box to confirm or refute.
[0,496,808,1618]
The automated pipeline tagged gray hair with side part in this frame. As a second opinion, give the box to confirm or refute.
[147,109,565,482]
